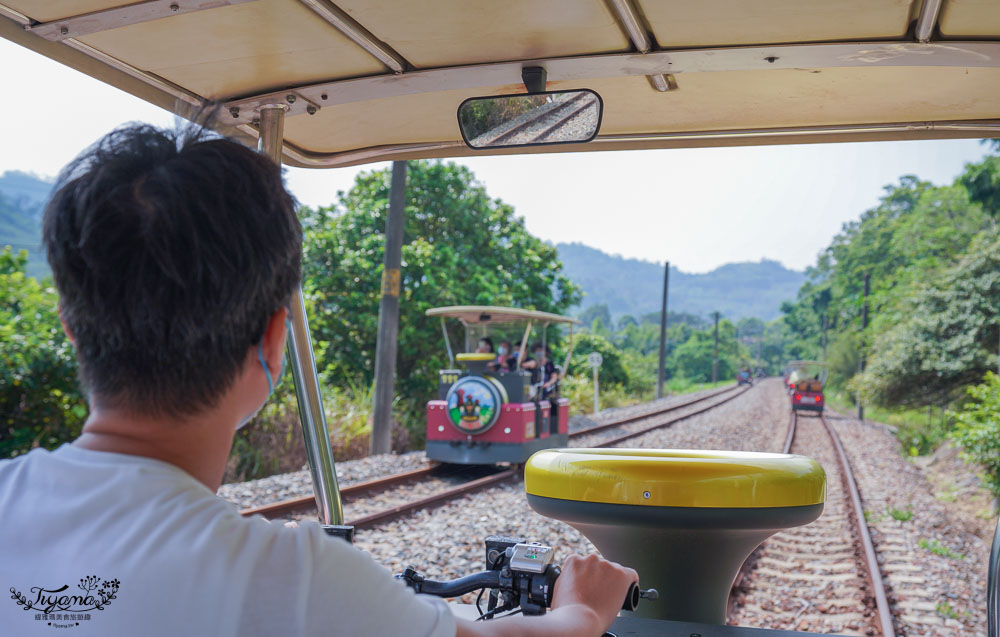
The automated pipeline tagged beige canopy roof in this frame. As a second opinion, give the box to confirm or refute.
[2,0,999,168]
[427,306,580,326]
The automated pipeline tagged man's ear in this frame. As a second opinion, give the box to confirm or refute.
[58,305,76,346]
[260,308,290,378]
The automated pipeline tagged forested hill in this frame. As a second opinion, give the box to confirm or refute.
[2,170,803,320]
[0,171,51,278]
[556,242,805,321]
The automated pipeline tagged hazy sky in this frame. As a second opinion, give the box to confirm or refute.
[0,38,990,273]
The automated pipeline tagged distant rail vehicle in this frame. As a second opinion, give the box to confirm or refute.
[786,360,828,413]
[424,306,580,464]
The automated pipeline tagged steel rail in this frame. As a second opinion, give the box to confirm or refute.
[239,464,440,518]
[336,387,748,529]
[529,98,599,144]
[487,92,588,146]
[819,413,896,637]
[240,384,744,525]
[345,467,520,530]
[728,409,798,609]
[591,385,751,447]
[781,409,797,455]
[569,384,739,438]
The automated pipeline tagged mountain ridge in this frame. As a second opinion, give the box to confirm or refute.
[555,242,804,321]
[0,172,806,320]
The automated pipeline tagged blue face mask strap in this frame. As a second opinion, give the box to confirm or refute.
[258,316,293,397]
[258,341,275,396]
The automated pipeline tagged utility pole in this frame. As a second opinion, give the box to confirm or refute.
[857,273,870,421]
[712,311,720,383]
[757,330,763,372]
[371,161,408,455]
[821,313,828,361]
[657,261,669,398]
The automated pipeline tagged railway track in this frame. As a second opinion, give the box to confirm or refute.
[729,411,896,636]
[571,383,749,446]
[486,91,597,146]
[240,384,748,527]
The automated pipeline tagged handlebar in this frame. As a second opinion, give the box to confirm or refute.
[401,569,656,612]
[405,570,501,598]
[397,537,657,620]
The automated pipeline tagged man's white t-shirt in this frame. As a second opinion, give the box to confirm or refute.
[0,444,457,637]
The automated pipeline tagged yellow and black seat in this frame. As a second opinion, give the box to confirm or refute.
[525,448,825,624]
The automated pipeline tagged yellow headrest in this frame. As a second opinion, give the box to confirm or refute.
[456,353,497,362]
[525,448,825,509]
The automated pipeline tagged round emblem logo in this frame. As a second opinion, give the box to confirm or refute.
[445,376,505,434]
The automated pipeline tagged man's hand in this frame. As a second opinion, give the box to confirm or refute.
[456,553,638,637]
[552,553,638,633]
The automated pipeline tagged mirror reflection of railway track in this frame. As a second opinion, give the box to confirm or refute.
[729,411,896,636]
[239,384,750,527]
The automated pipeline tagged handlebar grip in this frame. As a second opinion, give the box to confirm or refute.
[622,582,640,611]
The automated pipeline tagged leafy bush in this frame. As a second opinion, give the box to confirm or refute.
[224,375,414,483]
[561,375,637,416]
[950,372,1000,495]
[1,248,87,459]
[565,332,629,387]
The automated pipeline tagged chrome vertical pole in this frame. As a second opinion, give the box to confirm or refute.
[257,105,349,538]
[990,512,999,637]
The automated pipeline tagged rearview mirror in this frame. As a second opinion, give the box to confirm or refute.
[457,90,603,149]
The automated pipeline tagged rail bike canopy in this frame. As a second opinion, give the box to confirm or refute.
[785,360,829,384]
[2,0,1000,169]
[426,306,581,326]
[427,305,580,369]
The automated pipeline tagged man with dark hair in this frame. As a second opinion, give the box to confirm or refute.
[0,124,635,637]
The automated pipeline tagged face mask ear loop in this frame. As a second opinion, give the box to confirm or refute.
[258,341,275,395]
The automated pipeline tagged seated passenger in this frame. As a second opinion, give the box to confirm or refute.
[0,123,636,637]
[488,339,515,372]
[524,343,558,399]
[475,336,494,354]
[537,346,559,399]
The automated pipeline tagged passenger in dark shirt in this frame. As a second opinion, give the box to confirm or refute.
[489,340,515,372]
[523,342,557,397]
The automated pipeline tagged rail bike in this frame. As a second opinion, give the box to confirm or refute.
[4,0,1000,635]
[424,306,578,465]
[786,360,828,414]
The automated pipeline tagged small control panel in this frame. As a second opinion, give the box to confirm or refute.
[509,542,554,574]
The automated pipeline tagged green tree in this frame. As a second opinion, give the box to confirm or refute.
[301,160,580,401]
[861,231,1000,407]
[565,332,629,387]
[950,372,1000,495]
[1,248,87,458]
[670,319,747,382]
[580,304,612,330]
[960,153,1000,220]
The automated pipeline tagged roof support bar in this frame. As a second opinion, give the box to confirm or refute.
[915,0,944,43]
[23,0,257,42]
[299,0,408,73]
[608,0,651,52]
[262,119,1000,168]
[257,104,351,540]
[607,0,676,92]
[224,39,1000,125]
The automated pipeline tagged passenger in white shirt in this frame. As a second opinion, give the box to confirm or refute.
[0,123,636,637]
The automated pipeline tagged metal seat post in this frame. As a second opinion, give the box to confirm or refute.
[990,511,999,637]
[257,104,352,541]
